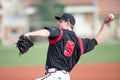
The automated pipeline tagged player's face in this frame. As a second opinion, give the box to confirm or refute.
[57,19,68,29]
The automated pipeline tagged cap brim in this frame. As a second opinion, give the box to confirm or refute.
[55,16,61,20]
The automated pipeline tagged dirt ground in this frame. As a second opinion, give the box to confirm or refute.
[0,63,120,80]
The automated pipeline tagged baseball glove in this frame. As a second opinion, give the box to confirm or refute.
[16,35,34,56]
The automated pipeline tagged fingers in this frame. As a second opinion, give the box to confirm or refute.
[104,13,115,23]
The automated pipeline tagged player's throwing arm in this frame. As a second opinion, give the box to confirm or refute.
[95,14,115,44]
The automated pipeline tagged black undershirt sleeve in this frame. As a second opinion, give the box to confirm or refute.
[82,38,98,53]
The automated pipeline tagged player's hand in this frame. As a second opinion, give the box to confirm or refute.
[16,35,34,56]
[104,13,115,24]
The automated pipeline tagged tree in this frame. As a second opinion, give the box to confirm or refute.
[36,0,65,21]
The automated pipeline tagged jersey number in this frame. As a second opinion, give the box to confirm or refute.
[64,40,75,57]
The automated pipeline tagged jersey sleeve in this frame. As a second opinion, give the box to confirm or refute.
[44,27,63,44]
[44,27,60,39]
[82,38,98,53]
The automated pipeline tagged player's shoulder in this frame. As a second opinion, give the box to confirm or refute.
[44,27,59,30]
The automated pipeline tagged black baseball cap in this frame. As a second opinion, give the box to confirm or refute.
[55,13,76,26]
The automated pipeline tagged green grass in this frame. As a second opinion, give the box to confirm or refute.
[0,42,48,66]
[79,41,120,64]
[0,41,120,67]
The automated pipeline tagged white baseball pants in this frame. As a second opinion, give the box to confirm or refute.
[35,68,70,80]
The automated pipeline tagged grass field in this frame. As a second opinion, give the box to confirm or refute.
[0,40,120,67]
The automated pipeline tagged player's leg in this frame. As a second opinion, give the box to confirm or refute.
[54,70,70,80]
[35,72,55,80]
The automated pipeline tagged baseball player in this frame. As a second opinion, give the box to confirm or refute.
[24,13,114,80]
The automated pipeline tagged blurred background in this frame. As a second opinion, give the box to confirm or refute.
[0,1,120,80]
[0,0,120,65]
[0,0,120,46]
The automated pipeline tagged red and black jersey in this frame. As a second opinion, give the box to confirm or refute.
[45,27,97,72]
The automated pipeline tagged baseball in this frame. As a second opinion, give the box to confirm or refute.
[108,13,115,20]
